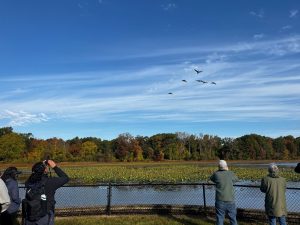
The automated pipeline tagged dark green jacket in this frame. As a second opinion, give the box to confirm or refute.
[210,170,238,202]
[260,172,287,217]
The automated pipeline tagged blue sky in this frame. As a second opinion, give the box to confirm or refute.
[0,0,299,140]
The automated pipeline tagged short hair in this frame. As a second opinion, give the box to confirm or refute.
[268,163,278,174]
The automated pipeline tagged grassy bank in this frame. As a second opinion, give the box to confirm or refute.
[54,215,263,225]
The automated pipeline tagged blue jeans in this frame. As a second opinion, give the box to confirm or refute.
[215,200,238,225]
[268,216,287,225]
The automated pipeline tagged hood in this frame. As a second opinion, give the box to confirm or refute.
[268,170,280,178]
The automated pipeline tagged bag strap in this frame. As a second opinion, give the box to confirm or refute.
[41,178,47,196]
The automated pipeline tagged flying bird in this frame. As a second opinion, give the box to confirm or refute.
[196,80,208,83]
[211,82,216,85]
[168,92,173,95]
[182,80,187,82]
[194,69,202,74]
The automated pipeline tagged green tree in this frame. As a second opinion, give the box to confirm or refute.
[198,134,220,160]
[273,137,286,159]
[135,136,151,159]
[0,127,13,137]
[164,143,179,160]
[149,133,179,160]
[46,138,67,161]
[81,140,98,161]
[296,137,300,157]
[0,133,26,161]
[98,140,114,162]
[217,138,235,159]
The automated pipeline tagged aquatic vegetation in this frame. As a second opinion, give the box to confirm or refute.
[62,163,299,184]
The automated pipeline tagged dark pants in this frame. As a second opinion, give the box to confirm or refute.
[24,210,54,225]
[0,211,20,225]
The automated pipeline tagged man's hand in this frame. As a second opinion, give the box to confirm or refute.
[47,159,57,168]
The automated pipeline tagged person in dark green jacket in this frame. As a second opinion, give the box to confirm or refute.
[210,160,238,225]
[260,163,287,225]
[294,163,300,173]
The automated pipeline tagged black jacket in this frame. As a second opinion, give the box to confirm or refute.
[26,166,69,212]
[295,163,300,173]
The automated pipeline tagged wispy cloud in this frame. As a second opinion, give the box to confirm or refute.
[162,3,177,11]
[289,9,298,18]
[280,25,292,31]
[1,36,300,128]
[1,64,300,124]
[250,9,264,18]
[0,110,49,126]
[220,35,300,56]
[253,33,265,40]
[205,53,227,64]
[83,35,300,63]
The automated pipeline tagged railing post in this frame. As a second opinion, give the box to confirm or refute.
[106,182,112,215]
[202,184,207,214]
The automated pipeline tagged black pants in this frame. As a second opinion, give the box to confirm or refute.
[0,211,20,225]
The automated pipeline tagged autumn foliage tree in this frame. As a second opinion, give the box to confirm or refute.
[0,127,299,162]
[114,133,143,161]
[27,139,48,161]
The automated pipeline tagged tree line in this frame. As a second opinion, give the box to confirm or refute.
[0,127,299,162]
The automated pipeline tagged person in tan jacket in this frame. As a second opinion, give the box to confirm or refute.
[260,163,287,225]
[0,176,10,214]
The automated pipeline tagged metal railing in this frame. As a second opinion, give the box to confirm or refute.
[18,183,300,223]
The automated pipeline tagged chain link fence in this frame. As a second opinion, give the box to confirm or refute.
[19,183,300,223]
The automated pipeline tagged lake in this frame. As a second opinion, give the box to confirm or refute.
[18,181,300,213]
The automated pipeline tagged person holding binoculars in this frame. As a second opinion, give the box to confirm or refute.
[23,159,69,225]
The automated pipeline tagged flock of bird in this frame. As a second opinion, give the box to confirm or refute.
[168,69,216,95]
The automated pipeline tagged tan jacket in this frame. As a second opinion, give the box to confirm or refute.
[0,179,10,213]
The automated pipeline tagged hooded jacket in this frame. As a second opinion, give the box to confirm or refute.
[5,178,21,214]
[25,166,69,212]
[260,170,287,217]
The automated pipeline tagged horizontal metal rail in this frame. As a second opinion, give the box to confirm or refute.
[18,182,300,189]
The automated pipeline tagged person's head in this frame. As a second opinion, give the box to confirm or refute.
[32,162,47,174]
[26,161,48,185]
[1,166,21,181]
[218,160,228,171]
[268,163,279,176]
[295,163,300,173]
